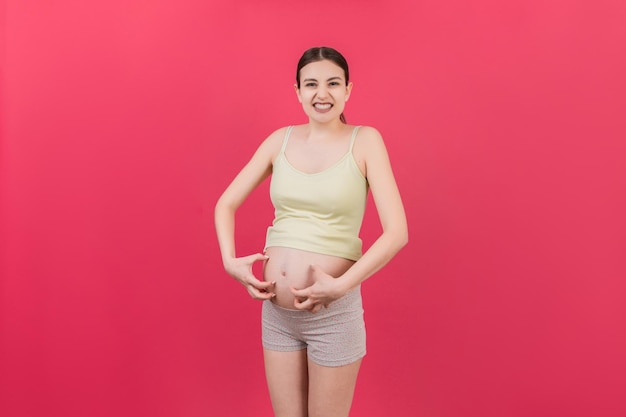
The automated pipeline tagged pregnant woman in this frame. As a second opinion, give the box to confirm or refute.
[214,46,408,417]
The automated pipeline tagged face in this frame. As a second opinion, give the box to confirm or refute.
[295,59,353,123]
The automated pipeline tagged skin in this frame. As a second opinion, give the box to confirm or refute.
[214,58,408,416]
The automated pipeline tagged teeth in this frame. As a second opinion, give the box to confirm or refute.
[315,103,332,109]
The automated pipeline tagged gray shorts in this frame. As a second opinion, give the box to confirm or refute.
[261,287,366,367]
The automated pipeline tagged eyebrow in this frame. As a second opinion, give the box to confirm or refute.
[302,77,343,83]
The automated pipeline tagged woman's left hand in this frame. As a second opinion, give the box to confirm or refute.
[290,264,347,313]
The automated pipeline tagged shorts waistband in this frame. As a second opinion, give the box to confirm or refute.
[264,285,362,318]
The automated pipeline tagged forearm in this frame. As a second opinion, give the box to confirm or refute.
[337,228,408,293]
[214,199,237,267]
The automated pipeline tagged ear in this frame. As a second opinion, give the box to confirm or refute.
[345,81,353,102]
[294,83,302,103]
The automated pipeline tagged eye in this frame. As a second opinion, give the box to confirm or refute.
[305,82,317,87]
[329,81,340,86]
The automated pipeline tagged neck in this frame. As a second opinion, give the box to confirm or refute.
[306,118,345,137]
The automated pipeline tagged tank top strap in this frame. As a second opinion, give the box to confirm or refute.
[348,126,361,152]
[280,126,294,154]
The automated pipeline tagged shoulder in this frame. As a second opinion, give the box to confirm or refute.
[353,125,387,153]
[255,126,290,159]
[263,126,290,145]
[355,125,382,139]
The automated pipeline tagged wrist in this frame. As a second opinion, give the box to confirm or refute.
[335,276,353,297]
[222,256,235,270]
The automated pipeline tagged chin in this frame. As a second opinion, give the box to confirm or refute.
[309,112,339,123]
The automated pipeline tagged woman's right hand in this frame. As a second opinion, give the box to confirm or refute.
[223,253,276,300]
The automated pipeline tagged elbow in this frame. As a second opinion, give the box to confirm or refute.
[215,193,230,211]
[398,228,409,250]
[381,223,409,254]
[215,193,236,214]
[214,195,235,223]
[389,227,408,253]
[396,219,409,249]
[214,198,224,222]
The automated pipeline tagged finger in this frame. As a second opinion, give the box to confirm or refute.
[249,278,275,290]
[293,296,315,311]
[243,273,271,287]
[290,286,311,298]
[245,279,272,293]
[247,285,275,300]
[311,304,323,314]
[246,253,270,263]
[311,264,334,282]
[310,264,326,276]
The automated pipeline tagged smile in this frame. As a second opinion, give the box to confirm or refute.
[314,103,333,110]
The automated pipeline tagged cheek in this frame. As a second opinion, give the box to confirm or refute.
[299,93,316,106]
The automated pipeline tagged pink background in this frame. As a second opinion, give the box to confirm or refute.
[1,1,625,416]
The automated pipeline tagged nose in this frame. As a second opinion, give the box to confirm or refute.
[316,85,329,99]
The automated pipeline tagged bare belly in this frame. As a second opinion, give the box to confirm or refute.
[263,247,355,309]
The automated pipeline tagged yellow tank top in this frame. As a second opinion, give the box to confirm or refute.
[265,126,368,261]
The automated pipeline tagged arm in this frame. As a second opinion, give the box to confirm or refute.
[335,126,408,292]
[214,129,284,300]
[291,127,408,311]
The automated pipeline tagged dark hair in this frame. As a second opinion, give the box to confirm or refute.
[296,46,349,124]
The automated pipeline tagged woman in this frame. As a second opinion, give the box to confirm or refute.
[214,46,408,417]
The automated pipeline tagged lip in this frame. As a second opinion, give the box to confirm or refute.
[312,102,333,113]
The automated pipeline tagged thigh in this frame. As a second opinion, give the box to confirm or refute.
[304,287,366,367]
[264,349,309,417]
[307,358,362,417]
